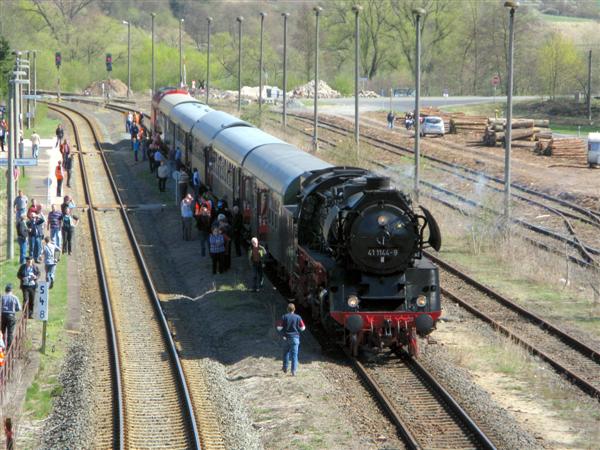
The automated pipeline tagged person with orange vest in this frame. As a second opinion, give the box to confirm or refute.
[55,161,64,197]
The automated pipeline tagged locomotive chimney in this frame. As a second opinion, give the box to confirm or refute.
[365,176,390,190]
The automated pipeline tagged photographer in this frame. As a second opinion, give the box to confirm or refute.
[17,256,40,319]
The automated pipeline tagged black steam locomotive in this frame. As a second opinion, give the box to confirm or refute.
[152,88,442,356]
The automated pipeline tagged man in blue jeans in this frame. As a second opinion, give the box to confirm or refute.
[276,303,306,376]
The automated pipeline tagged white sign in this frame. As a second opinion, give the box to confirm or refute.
[34,282,49,321]
[0,158,38,167]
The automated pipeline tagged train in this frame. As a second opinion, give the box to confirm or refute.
[151,87,442,357]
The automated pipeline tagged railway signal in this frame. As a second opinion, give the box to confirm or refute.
[106,53,113,72]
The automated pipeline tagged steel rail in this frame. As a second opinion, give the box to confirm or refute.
[349,352,497,450]
[47,103,202,449]
[47,104,124,449]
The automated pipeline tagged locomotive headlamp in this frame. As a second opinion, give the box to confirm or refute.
[347,295,360,308]
[377,215,388,226]
[416,295,427,307]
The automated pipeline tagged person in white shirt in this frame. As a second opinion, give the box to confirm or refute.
[30,131,41,158]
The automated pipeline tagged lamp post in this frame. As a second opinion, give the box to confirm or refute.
[123,20,131,97]
[179,18,184,87]
[504,1,518,220]
[206,17,212,105]
[312,6,322,151]
[151,13,156,95]
[412,7,425,202]
[282,12,290,128]
[258,12,266,113]
[352,5,362,146]
[33,50,37,127]
[236,16,243,112]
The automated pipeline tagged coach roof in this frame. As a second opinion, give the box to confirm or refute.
[212,126,285,165]
[191,110,252,148]
[158,93,201,116]
[170,102,213,133]
[243,144,332,203]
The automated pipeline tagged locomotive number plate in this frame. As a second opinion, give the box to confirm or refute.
[368,248,399,257]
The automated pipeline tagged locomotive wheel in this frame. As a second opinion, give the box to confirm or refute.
[408,327,419,358]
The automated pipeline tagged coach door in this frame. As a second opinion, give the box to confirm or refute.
[203,146,211,188]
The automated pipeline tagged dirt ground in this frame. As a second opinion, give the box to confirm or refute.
[361,111,600,210]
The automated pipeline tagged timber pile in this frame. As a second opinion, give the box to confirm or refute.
[536,138,587,162]
[420,107,452,133]
[292,80,341,98]
[482,118,553,147]
[449,116,488,134]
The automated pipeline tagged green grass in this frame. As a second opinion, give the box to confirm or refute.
[23,249,70,419]
[551,124,600,135]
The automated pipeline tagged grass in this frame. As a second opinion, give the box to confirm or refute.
[23,103,60,140]
[23,249,69,419]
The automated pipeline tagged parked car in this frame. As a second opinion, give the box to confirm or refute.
[420,116,445,137]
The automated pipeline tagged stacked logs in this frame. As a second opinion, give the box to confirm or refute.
[448,116,488,134]
[535,138,587,162]
[482,118,552,147]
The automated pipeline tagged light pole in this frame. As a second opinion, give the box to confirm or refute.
[504,1,518,220]
[282,12,290,128]
[123,20,131,97]
[236,16,243,112]
[258,12,266,113]
[312,6,322,151]
[151,13,156,95]
[206,17,212,105]
[352,5,362,146]
[33,50,37,127]
[412,7,425,202]
[179,18,184,87]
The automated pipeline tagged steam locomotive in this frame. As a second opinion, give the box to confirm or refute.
[151,87,442,357]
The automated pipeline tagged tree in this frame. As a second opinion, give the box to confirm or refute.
[0,35,12,97]
[538,32,583,99]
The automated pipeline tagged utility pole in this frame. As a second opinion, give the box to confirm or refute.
[258,12,266,113]
[588,49,592,124]
[33,50,37,127]
[504,1,518,221]
[6,77,15,260]
[236,16,243,112]
[151,13,156,95]
[352,5,362,146]
[413,8,425,202]
[179,18,184,87]
[122,20,131,97]
[206,17,212,105]
[282,12,290,129]
[26,51,31,130]
[312,6,322,151]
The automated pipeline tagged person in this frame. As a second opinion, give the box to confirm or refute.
[64,152,74,188]
[157,161,169,192]
[17,256,40,319]
[0,121,6,152]
[218,215,232,271]
[192,167,201,197]
[231,205,244,257]
[27,212,44,262]
[47,204,63,247]
[55,161,64,197]
[60,139,71,162]
[248,237,266,292]
[13,190,28,220]
[61,195,76,215]
[16,214,29,265]
[61,207,78,255]
[42,236,60,289]
[387,111,395,129]
[178,167,189,200]
[153,148,164,173]
[27,198,40,219]
[181,194,194,241]
[55,124,64,147]
[196,203,212,257]
[175,146,182,170]
[276,303,306,376]
[130,121,139,146]
[30,130,41,158]
[18,136,24,158]
[209,227,225,275]
[1,284,21,349]
[126,111,133,133]
[132,136,140,161]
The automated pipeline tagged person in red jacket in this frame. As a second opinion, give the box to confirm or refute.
[55,161,64,197]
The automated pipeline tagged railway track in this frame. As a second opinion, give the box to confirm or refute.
[284,112,600,266]
[47,103,220,449]
[350,353,497,449]
[266,114,600,400]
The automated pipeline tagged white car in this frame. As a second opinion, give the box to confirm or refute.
[420,116,445,137]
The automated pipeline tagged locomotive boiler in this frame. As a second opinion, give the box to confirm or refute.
[151,87,442,357]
